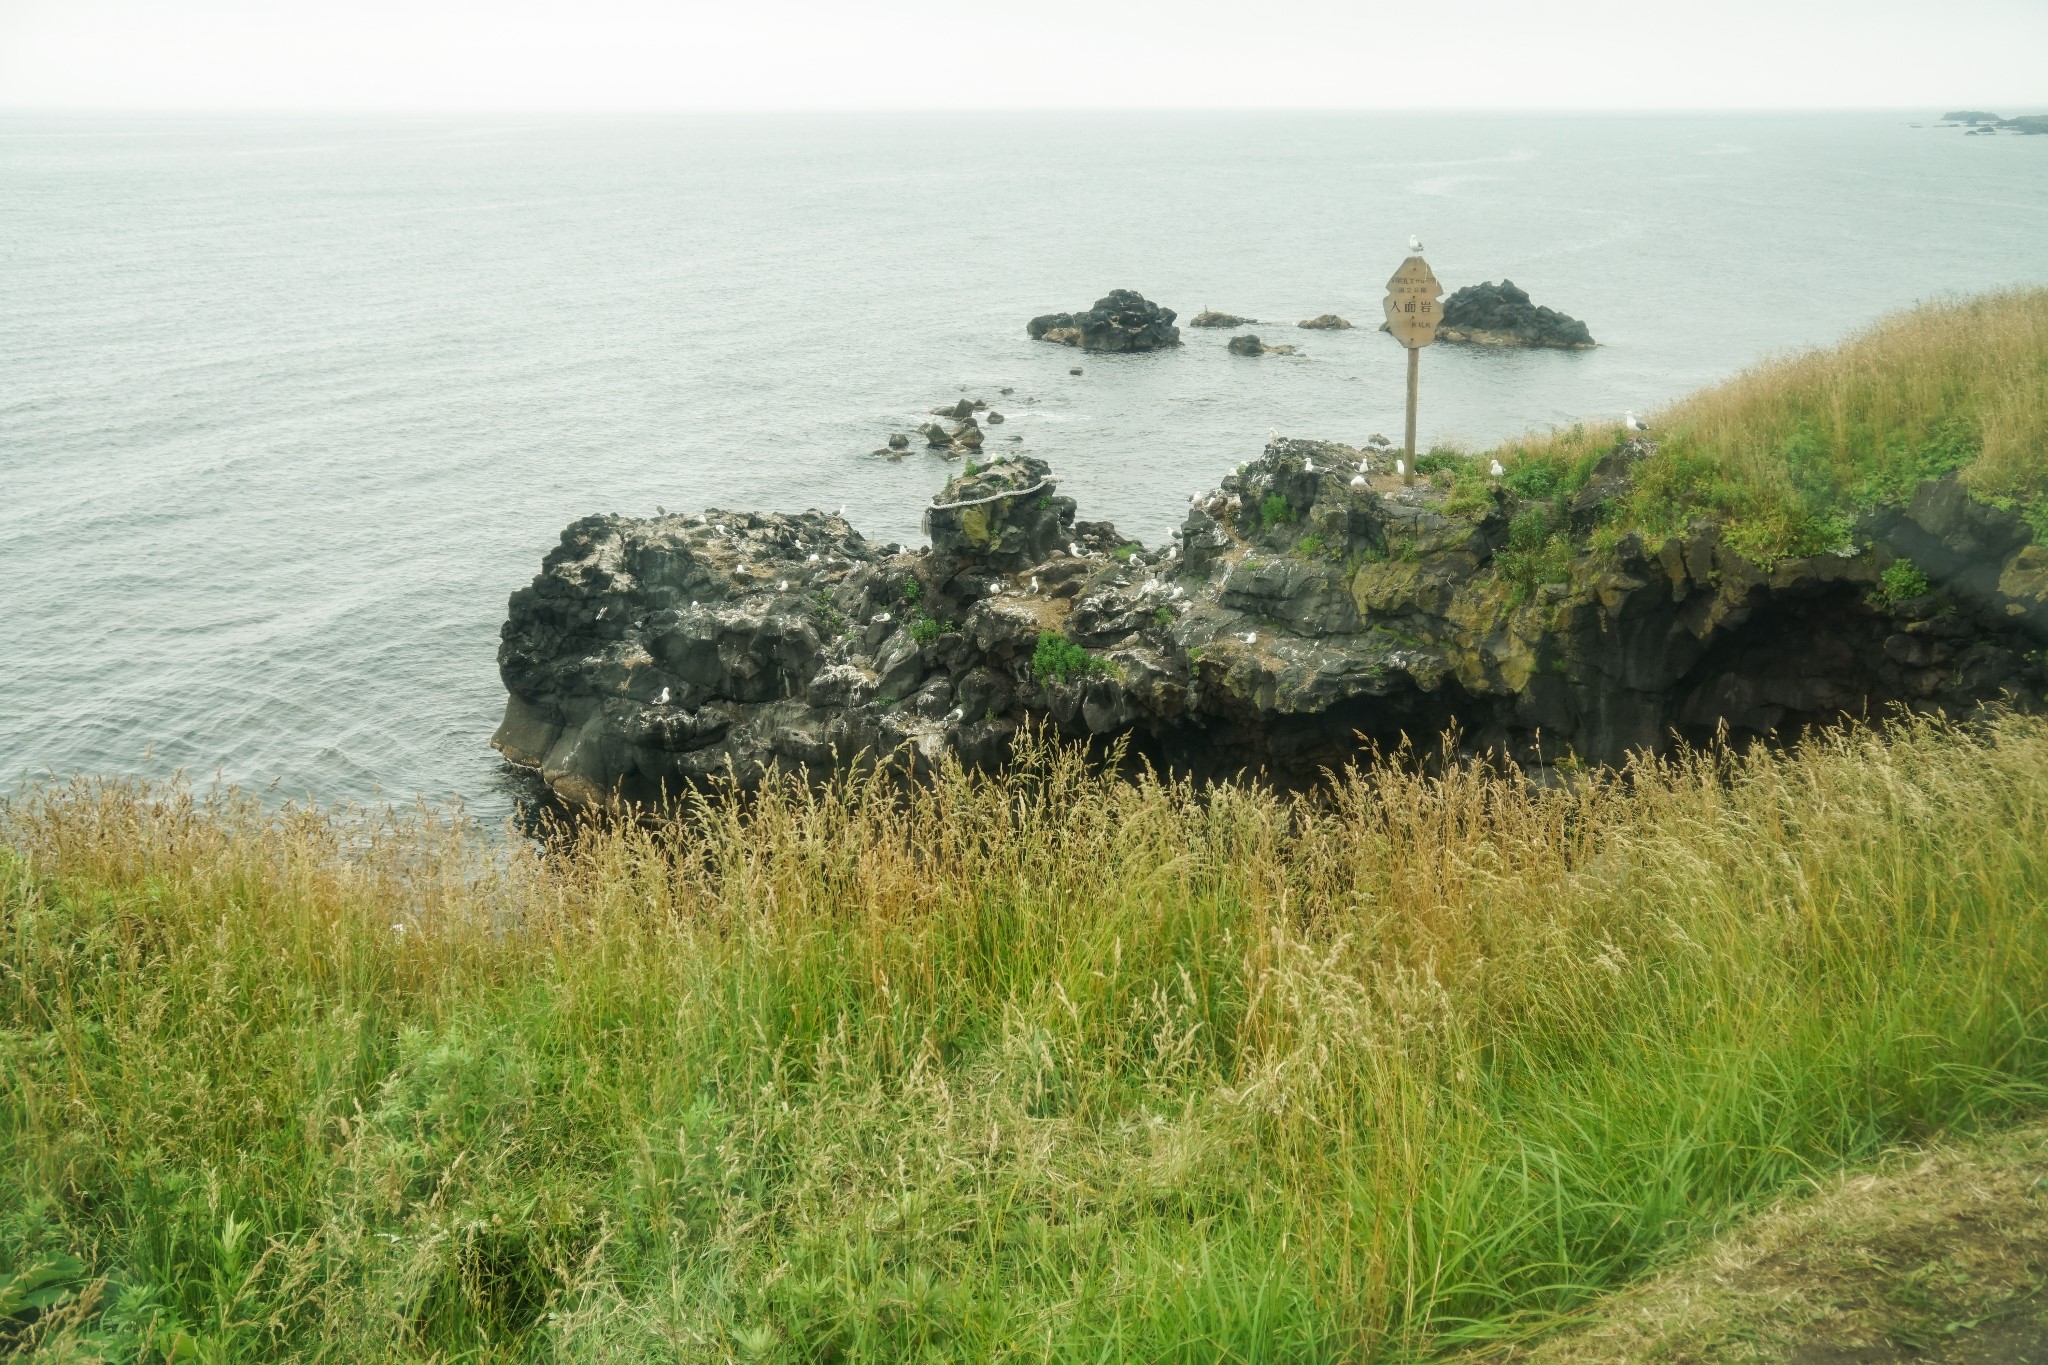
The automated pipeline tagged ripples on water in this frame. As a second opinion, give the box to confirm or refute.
[2,111,2042,823]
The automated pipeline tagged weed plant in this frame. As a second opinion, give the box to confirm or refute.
[6,717,2048,1358]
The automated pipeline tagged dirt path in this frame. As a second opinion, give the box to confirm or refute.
[1488,1123,2048,1364]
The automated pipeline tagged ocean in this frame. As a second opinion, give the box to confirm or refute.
[2,111,2043,824]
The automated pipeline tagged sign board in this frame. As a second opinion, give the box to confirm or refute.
[1383,255,1444,349]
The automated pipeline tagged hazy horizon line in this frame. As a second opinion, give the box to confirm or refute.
[4,103,2043,118]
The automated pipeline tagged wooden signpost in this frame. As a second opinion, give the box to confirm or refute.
[1383,254,1444,486]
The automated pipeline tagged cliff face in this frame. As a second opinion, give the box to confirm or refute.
[495,444,2047,804]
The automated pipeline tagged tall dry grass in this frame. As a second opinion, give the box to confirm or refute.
[5,717,2048,1361]
[1490,288,2048,561]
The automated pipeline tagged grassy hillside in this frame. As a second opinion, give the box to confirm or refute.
[7,715,2048,1361]
[1482,288,2048,564]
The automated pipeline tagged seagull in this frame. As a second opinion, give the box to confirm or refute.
[807,552,820,563]
[1239,631,1259,644]
[1396,458,1406,476]
[1268,427,1278,444]
[1351,475,1368,489]
[1409,234,1424,252]
[1303,457,1315,473]
[1029,575,1040,593]
[655,686,670,705]
[1069,542,1083,557]
[1624,411,1651,434]
[1490,459,1505,478]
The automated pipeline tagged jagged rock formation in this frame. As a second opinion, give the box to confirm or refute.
[1297,314,1352,330]
[1228,334,1297,356]
[1435,280,1594,348]
[1027,290,1181,352]
[1190,309,1257,328]
[495,445,2047,804]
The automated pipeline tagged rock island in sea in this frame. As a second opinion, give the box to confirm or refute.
[495,413,2046,807]
[1026,289,1181,352]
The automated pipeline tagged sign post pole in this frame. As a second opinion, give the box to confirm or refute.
[1382,250,1445,488]
[1404,345,1420,486]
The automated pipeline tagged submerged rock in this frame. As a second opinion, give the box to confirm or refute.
[496,445,2046,804]
[1436,280,1594,348]
[1028,289,1182,352]
[1190,308,1258,328]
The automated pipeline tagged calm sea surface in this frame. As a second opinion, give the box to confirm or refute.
[3,112,2044,822]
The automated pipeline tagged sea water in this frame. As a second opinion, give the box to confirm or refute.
[2,111,2043,822]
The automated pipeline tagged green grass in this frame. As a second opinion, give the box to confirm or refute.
[1490,289,2048,562]
[7,715,2048,1360]
[1259,493,1295,528]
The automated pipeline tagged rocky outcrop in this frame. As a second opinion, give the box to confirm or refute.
[1228,334,1297,356]
[1435,280,1594,348]
[496,445,2046,804]
[1297,314,1352,330]
[1190,309,1257,328]
[1028,290,1182,352]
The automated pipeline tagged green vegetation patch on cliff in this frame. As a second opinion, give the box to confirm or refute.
[1490,289,2048,563]
[8,714,2048,1360]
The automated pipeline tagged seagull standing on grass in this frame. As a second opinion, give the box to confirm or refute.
[1490,459,1505,478]
[1624,410,1650,434]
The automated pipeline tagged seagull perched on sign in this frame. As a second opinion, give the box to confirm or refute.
[1624,410,1650,434]
[1409,234,1424,252]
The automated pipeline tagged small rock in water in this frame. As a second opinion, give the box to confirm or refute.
[999,386,1014,395]
[887,433,909,450]
[986,411,1005,424]
[1298,314,1353,330]
[1070,367,1083,376]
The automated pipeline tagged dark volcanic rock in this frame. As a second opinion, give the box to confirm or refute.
[1028,289,1182,352]
[1227,334,1297,356]
[1436,280,1594,348]
[496,446,2046,804]
[1190,308,1257,328]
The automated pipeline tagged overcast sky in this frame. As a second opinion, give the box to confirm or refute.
[2,0,2043,112]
